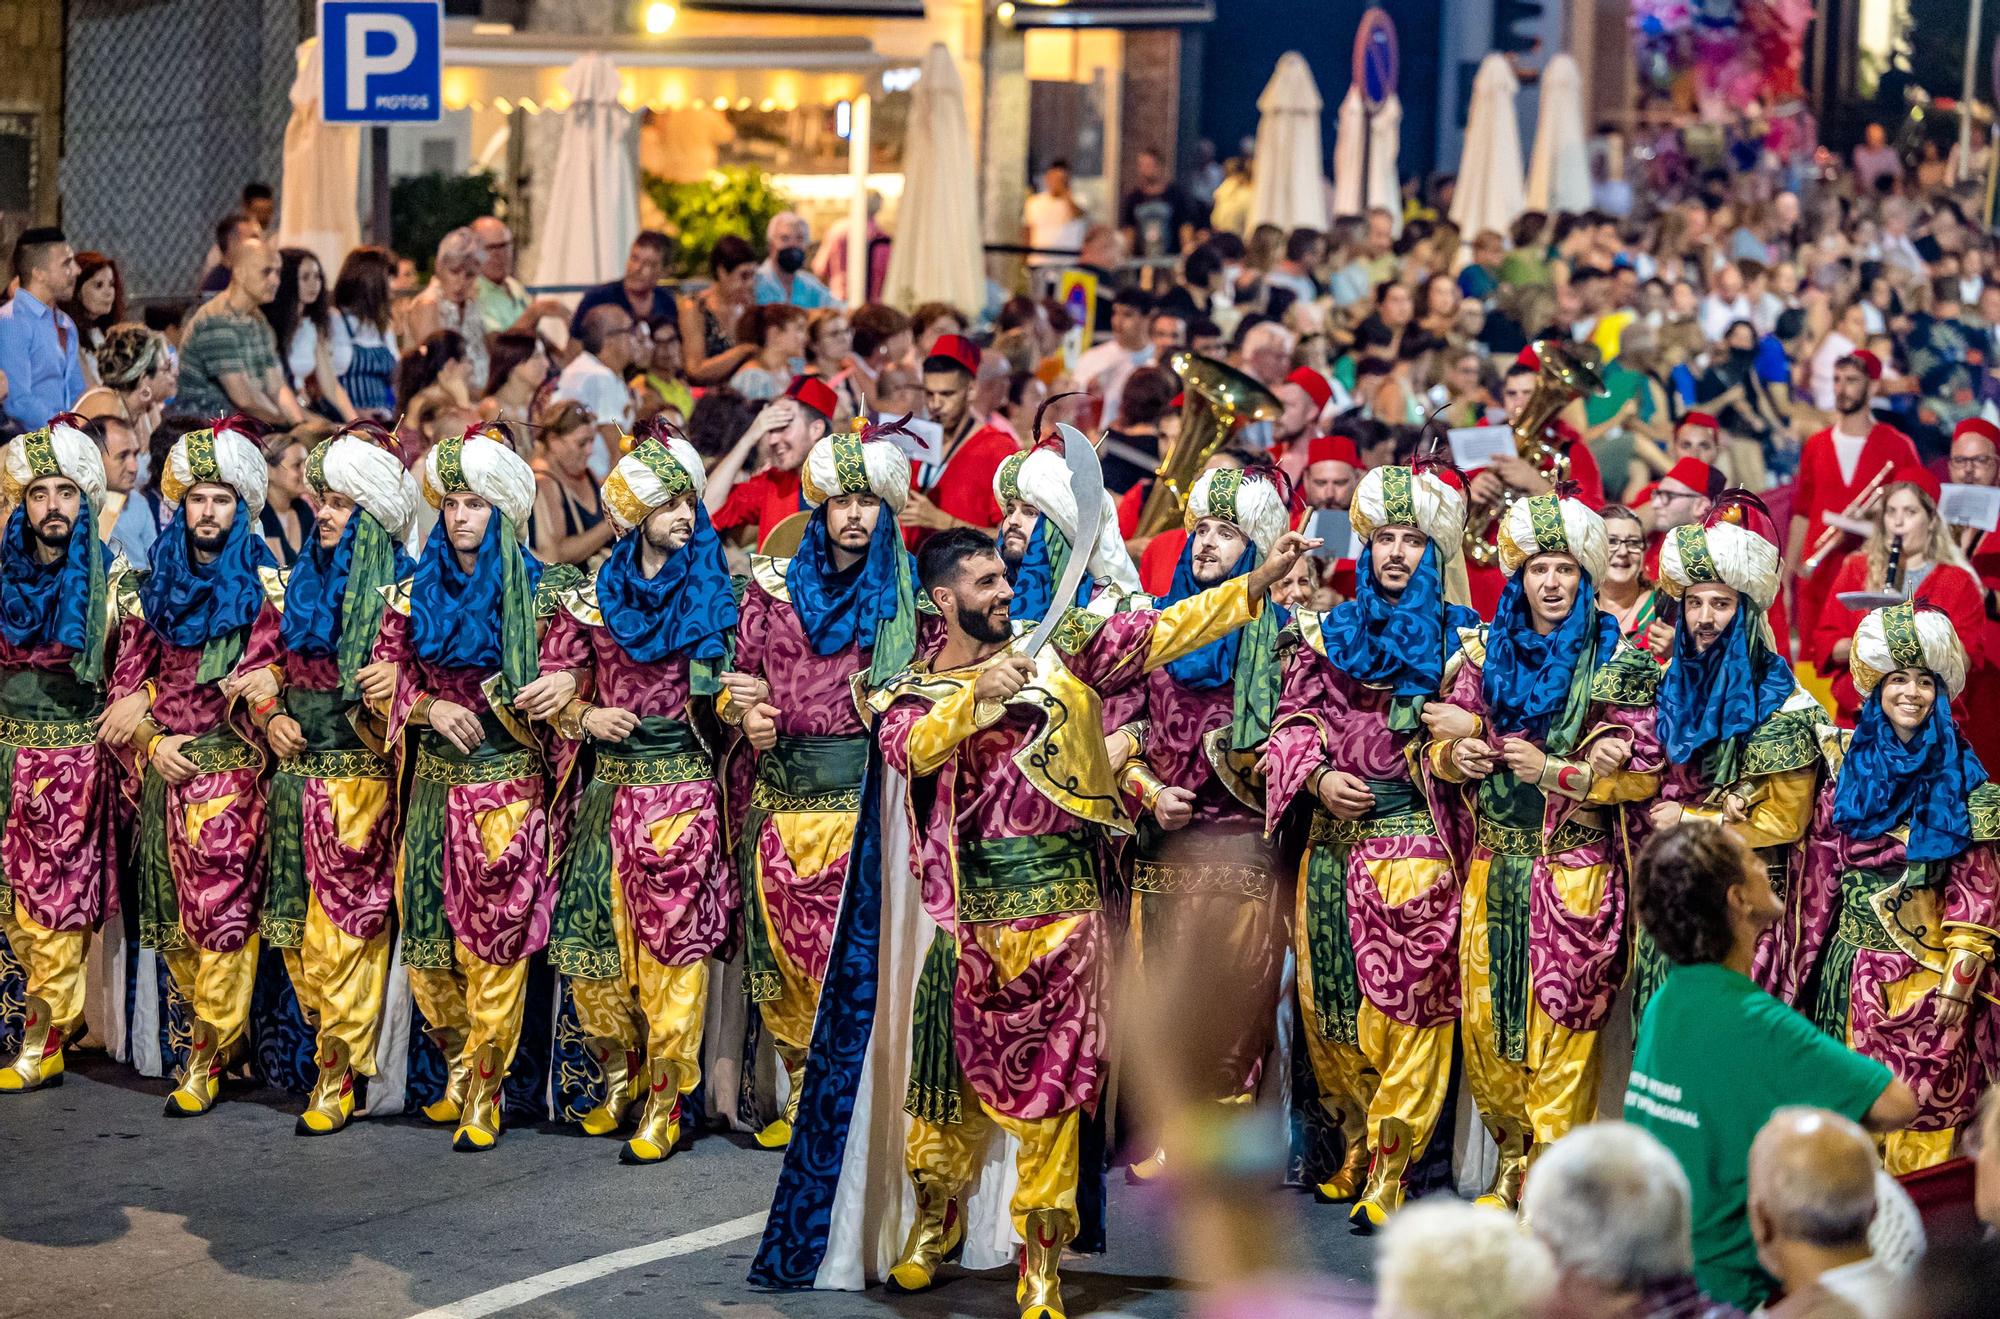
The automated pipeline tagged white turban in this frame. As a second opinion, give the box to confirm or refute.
[1,416,107,513]
[1658,517,1780,611]
[1497,491,1607,582]
[1852,602,1968,700]
[310,431,421,548]
[1184,467,1289,556]
[1349,465,1468,560]
[801,431,912,514]
[601,435,707,534]
[997,447,1141,597]
[161,419,269,520]
[420,430,536,542]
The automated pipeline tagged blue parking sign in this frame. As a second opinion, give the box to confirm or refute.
[320,0,443,124]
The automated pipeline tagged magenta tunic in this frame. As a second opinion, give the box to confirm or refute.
[0,631,115,934]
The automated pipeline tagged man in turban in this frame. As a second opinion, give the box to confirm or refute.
[516,424,737,1165]
[100,416,278,1116]
[1423,489,1663,1209]
[1105,466,1292,1183]
[362,426,562,1152]
[993,444,1142,621]
[1262,462,1481,1227]
[227,422,418,1134]
[0,415,120,1093]
[719,423,916,1150]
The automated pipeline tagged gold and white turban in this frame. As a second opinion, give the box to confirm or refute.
[1349,465,1468,559]
[1497,490,1607,582]
[1851,602,1968,700]
[601,435,707,534]
[1,415,108,513]
[160,418,269,519]
[801,431,911,514]
[996,448,1141,597]
[1184,467,1288,556]
[421,430,537,542]
[1658,518,1780,611]
[309,431,421,548]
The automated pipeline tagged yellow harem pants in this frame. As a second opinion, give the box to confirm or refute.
[162,939,260,1053]
[567,861,711,1100]
[752,802,858,1108]
[279,894,390,1076]
[906,1091,1083,1242]
[1459,849,1608,1150]
[1293,854,1455,1159]
[0,903,89,1037]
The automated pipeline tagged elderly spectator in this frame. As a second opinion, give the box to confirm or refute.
[61,251,124,387]
[754,211,837,308]
[728,303,808,402]
[0,226,84,430]
[405,226,490,393]
[1526,1122,1745,1319]
[198,211,261,297]
[175,237,304,425]
[331,245,399,418]
[266,247,357,422]
[1626,821,1915,1311]
[554,303,640,474]
[471,216,529,331]
[572,230,678,339]
[1238,318,1297,387]
[74,323,170,451]
[529,398,614,566]
[680,235,760,386]
[1750,1109,1900,1319]
[1374,1201,1557,1319]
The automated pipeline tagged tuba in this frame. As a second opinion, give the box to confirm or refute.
[1463,339,1608,566]
[1132,351,1283,539]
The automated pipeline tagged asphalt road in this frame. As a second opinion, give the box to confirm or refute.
[0,1054,1377,1319]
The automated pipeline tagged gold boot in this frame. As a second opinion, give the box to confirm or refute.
[755,1047,805,1150]
[1473,1120,1531,1211]
[1349,1117,1413,1232]
[421,1027,469,1124]
[1016,1207,1072,1319]
[1313,1111,1370,1203]
[0,994,64,1092]
[164,1018,224,1117]
[578,1039,641,1137]
[451,1043,504,1152]
[619,1062,684,1164]
[885,1175,965,1293]
[1125,1147,1167,1184]
[296,1038,356,1136]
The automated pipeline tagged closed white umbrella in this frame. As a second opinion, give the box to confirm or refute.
[1367,92,1403,231]
[1525,53,1592,214]
[881,43,983,314]
[1331,85,1366,218]
[530,54,640,290]
[1449,54,1526,239]
[277,39,361,280]
[1249,52,1330,233]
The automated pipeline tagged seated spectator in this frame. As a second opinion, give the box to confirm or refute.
[635,314,694,424]
[801,307,866,427]
[478,328,551,457]
[404,227,490,393]
[61,251,124,387]
[331,246,400,419]
[1073,287,1156,429]
[74,323,170,451]
[554,303,641,476]
[680,235,760,386]
[470,216,529,332]
[257,425,316,566]
[754,211,837,308]
[1459,230,1505,301]
[114,412,201,569]
[176,237,304,425]
[572,230,678,338]
[1750,1109,1900,1319]
[1598,503,1668,658]
[849,302,913,418]
[1525,1121,1746,1319]
[910,301,968,359]
[529,399,614,567]
[682,385,760,471]
[1374,1201,1556,1319]
[1100,363,1176,494]
[728,303,808,402]
[1625,821,1915,1311]
[266,246,357,422]
[394,329,476,462]
[198,212,260,298]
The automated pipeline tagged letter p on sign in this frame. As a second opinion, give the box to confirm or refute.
[319,0,443,124]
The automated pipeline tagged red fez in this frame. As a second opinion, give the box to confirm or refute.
[922,333,980,377]
[1307,435,1360,468]
[785,375,839,422]
[1515,345,1542,370]
[1168,392,1185,410]
[1665,457,1724,499]
[1286,366,1332,413]
[1679,411,1720,433]
[1896,464,1943,504]
[1954,417,2000,447]
[1848,349,1883,381]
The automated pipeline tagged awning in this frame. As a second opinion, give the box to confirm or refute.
[683,0,925,13]
[1007,0,1214,26]
[442,28,899,71]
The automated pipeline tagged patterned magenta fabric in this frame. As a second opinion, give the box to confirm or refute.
[757,815,845,982]
[109,617,229,734]
[734,579,869,737]
[539,608,690,714]
[5,742,112,932]
[370,608,491,715]
[239,602,339,691]
[168,763,266,952]
[1126,672,1254,827]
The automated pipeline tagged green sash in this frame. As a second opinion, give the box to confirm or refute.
[955,829,1098,924]
[1476,774,1546,1064]
[1805,862,1938,1038]
[737,734,868,1003]
[906,928,963,1125]
[261,689,382,949]
[1304,777,1429,1044]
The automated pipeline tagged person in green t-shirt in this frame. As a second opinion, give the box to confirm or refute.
[1624,821,1916,1312]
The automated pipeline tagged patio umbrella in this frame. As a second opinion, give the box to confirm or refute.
[1331,85,1366,218]
[530,54,640,290]
[1367,92,1403,232]
[277,39,361,280]
[881,43,984,314]
[1249,52,1329,232]
[1450,53,1526,239]
[1526,53,1592,214]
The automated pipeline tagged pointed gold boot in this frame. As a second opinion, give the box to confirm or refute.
[578,1039,641,1137]
[451,1043,504,1152]
[0,995,64,1093]
[885,1173,965,1294]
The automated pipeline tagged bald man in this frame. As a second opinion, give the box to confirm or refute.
[1749,1108,1897,1319]
[175,237,303,424]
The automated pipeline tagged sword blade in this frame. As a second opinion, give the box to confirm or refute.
[1019,423,1106,657]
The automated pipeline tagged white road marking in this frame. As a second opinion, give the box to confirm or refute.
[404,1211,770,1318]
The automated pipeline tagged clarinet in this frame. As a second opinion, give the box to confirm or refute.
[1886,533,1906,598]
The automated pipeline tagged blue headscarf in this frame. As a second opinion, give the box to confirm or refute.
[1656,604,1794,769]
[595,502,736,664]
[284,513,416,686]
[1319,541,1481,729]
[1163,535,1259,691]
[1161,533,1289,749]
[1007,517,1090,622]
[1834,684,1986,862]
[141,499,275,650]
[411,512,543,673]
[0,500,105,660]
[787,502,915,685]
[1481,567,1622,750]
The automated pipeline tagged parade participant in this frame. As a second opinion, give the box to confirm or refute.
[1426,487,1664,1209]
[1945,416,2000,772]
[720,422,916,1150]
[862,508,1313,1319]
[1106,465,1292,1184]
[1263,462,1478,1228]
[516,424,737,1164]
[994,444,1142,619]
[1622,410,1725,505]
[1297,435,1360,516]
[901,333,1021,538]
[364,426,556,1152]
[1632,498,1821,1021]
[102,416,277,1116]
[0,417,118,1093]
[1760,602,1998,1174]
[1810,468,1983,728]
[1786,353,1918,637]
[227,423,417,1134]
[706,377,836,550]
